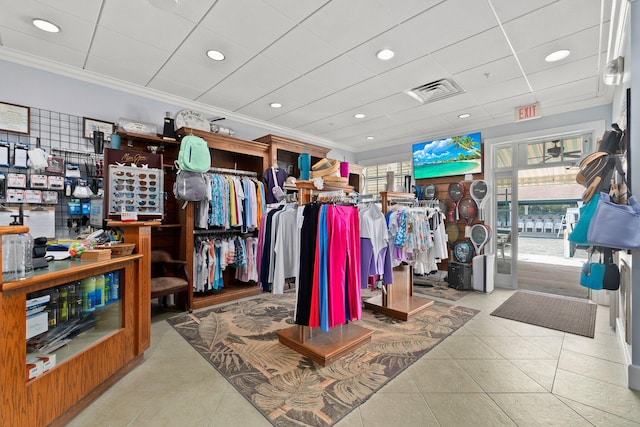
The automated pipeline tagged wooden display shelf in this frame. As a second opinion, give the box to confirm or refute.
[277,324,373,366]
[363,264,434,321]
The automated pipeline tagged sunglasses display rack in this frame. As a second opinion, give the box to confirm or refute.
[107,164,163,218]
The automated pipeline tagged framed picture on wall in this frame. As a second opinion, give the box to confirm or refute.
[83,117,114,141]
[0,101,30,134]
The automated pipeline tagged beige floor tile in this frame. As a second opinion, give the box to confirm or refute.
[437,335,504,359]
[521,335,564,358]
[458,359,548,393]
[420,343,454,359]
[553,369,640,421]
[378,368,420,393]
[358,392,438,426]
[334,407,364,427]
[559,349,628,387]
[131,389,220,427]
[558,396,640,426]
[509,359,559,391]
[424,393,515,426]
[480,335,558,360]
[490,317,565,337]
[207,391,272,427]
[66,389,155,427]
[490,393,592,426]
[409,359,483,393]
[463,317,518,337]
[562,335,626,364]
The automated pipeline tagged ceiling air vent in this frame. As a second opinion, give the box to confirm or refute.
[405,78,464,104]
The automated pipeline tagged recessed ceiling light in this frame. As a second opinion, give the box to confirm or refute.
[270,102,282,108]
[366,136,375,140]
[458,113,471,119]
[376,49,395,61]
[354,113,366,119]
[544,49,570,63]
[206,50,225,61]
[32,19,60,33]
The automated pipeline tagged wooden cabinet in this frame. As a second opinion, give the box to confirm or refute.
[254,134,330,177]
[0,222,154,427]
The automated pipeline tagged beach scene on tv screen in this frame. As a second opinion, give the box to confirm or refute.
[413,132,482,179]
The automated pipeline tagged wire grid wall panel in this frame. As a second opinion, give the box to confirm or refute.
[0,107,104,238]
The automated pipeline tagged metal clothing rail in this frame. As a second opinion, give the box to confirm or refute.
[208,166,257,177]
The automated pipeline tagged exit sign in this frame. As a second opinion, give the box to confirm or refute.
[515,103,541,121]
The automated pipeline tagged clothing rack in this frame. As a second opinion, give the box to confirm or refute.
[52,147,100,157]
[194,228,252,236]
[363,191,435,321]
[208,166,257,177]
[276,190,374,366]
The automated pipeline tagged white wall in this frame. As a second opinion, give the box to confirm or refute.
[355,104,612,166]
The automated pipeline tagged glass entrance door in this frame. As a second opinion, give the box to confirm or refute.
[495,171,517,288]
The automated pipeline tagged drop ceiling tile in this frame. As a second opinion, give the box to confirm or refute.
[386,104,438,125]
[100,0,195,51]
[237,75,335,118]
[86,28,170,85]
[0,0,97,52]
[260,25,341,74]
[440,105,492,124]
[453,56,523,91]
[321,115,399,140]
[0,28,86,67]
[503,0,604,52]
[487,0,557,22]
[197,90,249,112]
[171,26,256,72]
[518,25,606,74]
[528,55,601,91]
[149,55,228,97]
[534,76,600,105]
[174,0,219,23]
[482,93,538,117]
[374,0,444,22]
[355,93,424,117]
[199,0,296,53]
[390,0,497,54]
[429,27,513,75]
[304,55,375,92]
[301,0,400,52]
[470,77,532,105]
[203,55,300,108]
[146,76,208,101]
[262,0,329,21]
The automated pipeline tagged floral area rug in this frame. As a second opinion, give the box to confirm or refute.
[413,274,470,301]
[167,291,478,426]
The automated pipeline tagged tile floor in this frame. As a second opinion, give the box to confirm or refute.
[67,289,640,426]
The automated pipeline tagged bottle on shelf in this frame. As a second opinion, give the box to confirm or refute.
[82,276,96,314]
[94,274,105,308]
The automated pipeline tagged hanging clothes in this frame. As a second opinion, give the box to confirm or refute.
[263,166,288,204]
[305,204,362,332]
[359,203,393,288]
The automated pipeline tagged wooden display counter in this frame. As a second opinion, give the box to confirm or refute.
[0,222,155,427]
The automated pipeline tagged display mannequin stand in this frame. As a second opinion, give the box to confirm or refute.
[363,191,434,321]
[276,186,373,366]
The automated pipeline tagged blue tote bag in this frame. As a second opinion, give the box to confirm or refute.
[569,193,601,245]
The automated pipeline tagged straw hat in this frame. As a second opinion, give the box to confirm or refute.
[311,159,340,178]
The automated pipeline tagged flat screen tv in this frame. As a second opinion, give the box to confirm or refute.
[412,132,482,179]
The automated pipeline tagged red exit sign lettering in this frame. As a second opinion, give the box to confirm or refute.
[515,103,541,121]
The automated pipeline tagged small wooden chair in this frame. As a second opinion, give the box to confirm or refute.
[150,250,189,309]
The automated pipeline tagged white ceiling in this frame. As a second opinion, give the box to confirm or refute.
[0,0,616,154]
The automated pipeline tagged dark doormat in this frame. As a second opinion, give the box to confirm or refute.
[490,291,597,338]
[167,292,478,426]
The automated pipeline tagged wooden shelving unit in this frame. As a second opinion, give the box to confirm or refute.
[363,191,434,321]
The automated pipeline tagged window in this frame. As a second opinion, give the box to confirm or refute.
[363,161,412,195]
